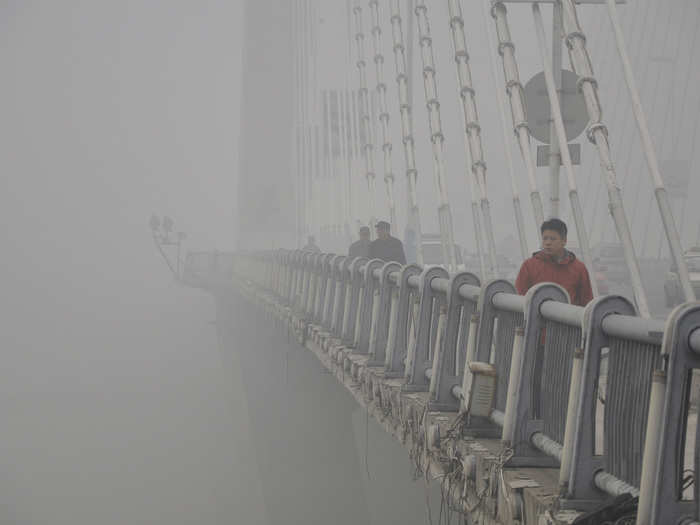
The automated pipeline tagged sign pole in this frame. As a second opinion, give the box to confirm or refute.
[549,1,562,219]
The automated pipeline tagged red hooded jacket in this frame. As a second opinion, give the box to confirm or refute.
[515,250,593,307]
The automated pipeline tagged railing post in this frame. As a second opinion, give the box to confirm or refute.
[332,257,352,339]
[304,252,319,316]
[508,282,568,467]
[565,295,636,504]
[428,272,480,411]
[331,256,349,337]
[293,251,304,307]
[302,252,316,316]
[354,259,384,354]
[637,369,667,525]
[459,312,480,414]
[307,252,319,317]
[278,250,286,297]
[367,262,402,366]
[270,251,276,291]
[385,264,422,378]
[285,251,295,304]
[462,280,516,437]
[559,347,584,487]
[404,267,449,392]
[649,303,700,524]
[314,254,332,323]
[502,326,524,445]
[474,280,517,363]
[342,257,367,345]
[322,255,341,331]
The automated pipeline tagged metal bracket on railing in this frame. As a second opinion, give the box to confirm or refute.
[385,264,422,378]
[507,282,569,467]
[354,258,384,354]
[428,272,480,411]
[367,262,402,367]
[404,266,450,392]
[649,302,700,525]
[341,257,368,346]
[565,295,636,504]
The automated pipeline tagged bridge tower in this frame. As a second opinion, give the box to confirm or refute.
[236,0,296,251]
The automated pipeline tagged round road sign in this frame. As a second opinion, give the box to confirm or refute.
[523,70,589,144]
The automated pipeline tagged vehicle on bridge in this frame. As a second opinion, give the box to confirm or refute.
[421,233,465,271]
[591,242,630,286]
[664,247,700,307]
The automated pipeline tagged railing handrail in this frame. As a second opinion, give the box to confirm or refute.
[193,249,700,522]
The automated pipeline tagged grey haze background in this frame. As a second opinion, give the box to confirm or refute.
[0,1,251,524]
[0,0,698,523]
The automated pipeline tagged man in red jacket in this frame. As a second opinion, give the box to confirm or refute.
[515,218,593,307]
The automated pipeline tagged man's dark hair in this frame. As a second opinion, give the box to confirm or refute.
[541,218,567,239]
[359,226,370,235]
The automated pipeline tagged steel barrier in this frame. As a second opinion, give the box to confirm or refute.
[188,249,700,522]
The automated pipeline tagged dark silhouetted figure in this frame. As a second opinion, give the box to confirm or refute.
[348,226,371,258]
[369,221,406,264]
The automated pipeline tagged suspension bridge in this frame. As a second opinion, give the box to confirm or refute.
[157,1,700,523]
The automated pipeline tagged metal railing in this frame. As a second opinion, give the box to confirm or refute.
[187,249,700,523]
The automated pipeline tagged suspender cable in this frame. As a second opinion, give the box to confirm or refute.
[311,1,321,240]
[414,2,457,271]
[350,88,363,228]
[388,0,424,265]
[338,90,352,244]
[533,3,597,297]
[560,0,650,317]
[352,1,378,230]
[322,90,332,245]
[605,0,695,303]
[344,1,357,237]
[368,0,398,233]
[478,0,529,263]
[292,1,302,246]
[490,2,545,230]
[302,1,313,242]
[346,0,364,233]
[323,90,341,250]
[446,0,500,279]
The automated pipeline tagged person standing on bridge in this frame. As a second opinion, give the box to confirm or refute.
[302,236,320,253]
[369,221,406,264]
[348,226,371,258]
[515,218,593,307]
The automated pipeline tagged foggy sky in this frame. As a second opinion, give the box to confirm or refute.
[0,2,247,524]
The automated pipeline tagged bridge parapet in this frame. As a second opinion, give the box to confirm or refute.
[187,248,700,524]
